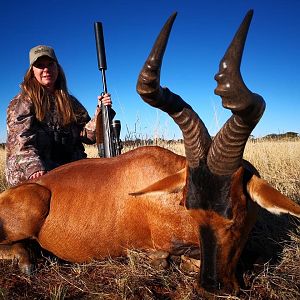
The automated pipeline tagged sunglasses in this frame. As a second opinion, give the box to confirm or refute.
[33,60,57,69]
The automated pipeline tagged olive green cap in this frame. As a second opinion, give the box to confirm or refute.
[29,45,58,65]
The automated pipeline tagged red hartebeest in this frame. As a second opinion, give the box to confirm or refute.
[0,10,299,296]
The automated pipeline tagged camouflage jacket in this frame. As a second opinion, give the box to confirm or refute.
[6,93,98,186]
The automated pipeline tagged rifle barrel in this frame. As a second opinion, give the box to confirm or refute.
[94,22,107,70]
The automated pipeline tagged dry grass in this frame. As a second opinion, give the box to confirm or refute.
[0,139,299,299]
[0,150,9,192]
[245,139,300,202]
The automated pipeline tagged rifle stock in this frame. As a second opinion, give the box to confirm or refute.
[94,22,122,157]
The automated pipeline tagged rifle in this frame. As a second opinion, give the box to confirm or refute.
[94,22,122,157]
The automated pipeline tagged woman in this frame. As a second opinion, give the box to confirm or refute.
[6,45,113,186]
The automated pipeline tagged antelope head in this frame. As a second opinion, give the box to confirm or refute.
[136,10,300,296]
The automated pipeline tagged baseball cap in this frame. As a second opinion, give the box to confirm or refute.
[29,45,58,65]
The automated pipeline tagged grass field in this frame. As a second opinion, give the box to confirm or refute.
[0,139,299,299]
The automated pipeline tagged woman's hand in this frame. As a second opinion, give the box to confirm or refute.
[95,93,112,115]
[98,93,112,107]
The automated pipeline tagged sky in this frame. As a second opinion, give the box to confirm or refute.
[0,0,299,142]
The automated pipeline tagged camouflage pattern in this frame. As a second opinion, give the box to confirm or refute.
[6,94,98,186]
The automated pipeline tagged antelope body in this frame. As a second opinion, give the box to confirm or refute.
[1,10,300,296]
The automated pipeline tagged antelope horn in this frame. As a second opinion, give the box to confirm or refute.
[214,9,254,111]
[207,10,265,176]
[136,13,211,167]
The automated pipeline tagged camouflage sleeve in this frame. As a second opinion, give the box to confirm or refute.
[5,95,45,186]
[82,115,97,144]
[71,96,115,145]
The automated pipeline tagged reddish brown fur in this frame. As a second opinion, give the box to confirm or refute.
[36,148,201,262]
[248,175,300,217]
[0,183,50,242]
[187,167,259,293]
[20,147,198,262]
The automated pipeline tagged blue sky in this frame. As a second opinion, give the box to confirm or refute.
[1,0,299,142]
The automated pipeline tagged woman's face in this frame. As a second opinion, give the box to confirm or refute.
[32,56,58,91]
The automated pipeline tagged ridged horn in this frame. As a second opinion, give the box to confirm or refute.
[214,9,254,111]
[207,10,265,176]
[137,13,211,167]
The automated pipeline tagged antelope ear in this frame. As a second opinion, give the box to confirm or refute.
[129,168,186,196]
[247,175,300,218]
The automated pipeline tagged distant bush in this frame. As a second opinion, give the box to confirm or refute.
[263,131,299,140]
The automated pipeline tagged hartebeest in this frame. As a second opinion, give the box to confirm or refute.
[0,10,299,296]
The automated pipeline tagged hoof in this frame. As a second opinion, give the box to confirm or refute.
[180,255,200,273]
[148,250,170,269]
[150,257,169,269]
